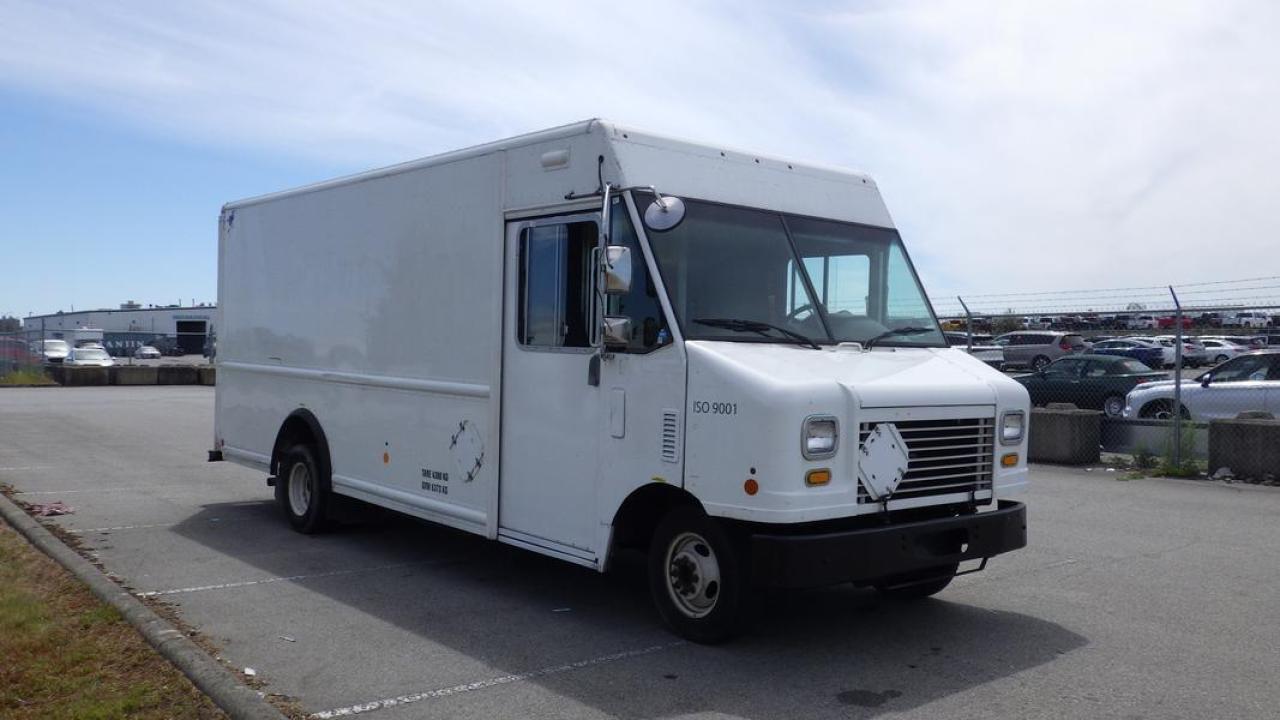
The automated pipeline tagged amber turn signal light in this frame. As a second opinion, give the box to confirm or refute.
[1001,453,1018,467]
[744,478,759,495]
[805,469,831,486]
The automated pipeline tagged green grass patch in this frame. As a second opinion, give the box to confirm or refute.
[0,368,55,386]
[0,522,224,719]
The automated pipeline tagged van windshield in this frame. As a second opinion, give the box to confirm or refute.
[638,194,944,347]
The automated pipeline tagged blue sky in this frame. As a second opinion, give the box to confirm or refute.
[0,87,345,317]
[2,0,1277,319]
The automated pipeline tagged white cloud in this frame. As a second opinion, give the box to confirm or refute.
[2,0,1277,311]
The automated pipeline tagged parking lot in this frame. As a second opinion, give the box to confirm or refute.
[2,386,1279,719]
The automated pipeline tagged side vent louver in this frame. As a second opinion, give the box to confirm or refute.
[661,409,681,463]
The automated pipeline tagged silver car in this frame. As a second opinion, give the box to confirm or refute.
[994,331,1087,371]
[1123,350,1280,420]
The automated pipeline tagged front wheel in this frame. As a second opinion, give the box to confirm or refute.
[874,563,958,601]
[648,505,749,644]
[1102,393,1125,418]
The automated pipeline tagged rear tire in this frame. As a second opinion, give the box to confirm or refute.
[648,505,749,644]
[874,563,958,601]
[275,443,330,534]
[1031,355,1051,371]
[1215,354,1229,364]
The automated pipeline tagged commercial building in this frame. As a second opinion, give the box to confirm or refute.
[23,303,216,356]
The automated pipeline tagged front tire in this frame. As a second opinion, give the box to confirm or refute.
[648,505,748,644]
[1103,393,1125,418]
[275,443,330,534]
[874,563,958,601]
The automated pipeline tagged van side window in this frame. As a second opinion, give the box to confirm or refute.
[518,221,597,348]
[605,198,671,352]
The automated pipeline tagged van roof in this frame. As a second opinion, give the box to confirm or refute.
[223,119,879,214]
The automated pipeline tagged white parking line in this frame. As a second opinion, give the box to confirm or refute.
[309,641,685,718]
[136,560,443,598]
[16,486,152,495]
[70,523,168,534]
[0,465,57,471]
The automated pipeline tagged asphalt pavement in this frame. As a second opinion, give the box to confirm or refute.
[1,386,1277,719]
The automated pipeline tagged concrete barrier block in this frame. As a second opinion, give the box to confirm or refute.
[157,365,199,385]
[198,366,216,386]
[56,366,111,387]
[1029,407,1101,465]
[112,366,159,385]
[1209,418,1280,478]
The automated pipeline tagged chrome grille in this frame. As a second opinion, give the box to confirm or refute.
[857,417,994,503]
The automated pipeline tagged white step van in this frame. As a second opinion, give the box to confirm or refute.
[213,120,1029,642]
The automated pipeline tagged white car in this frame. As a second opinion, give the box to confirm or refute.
[1126,315,1159,330]
[1198,338,1248,365]
[1221,311,1271,329]
[1123,350,1280,420]
[31,339,70,363]
[1150,336,1208,368]
[133,345,162,359]
[64,347,115,367]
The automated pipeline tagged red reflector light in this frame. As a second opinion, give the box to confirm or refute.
[1060,342,1072,350]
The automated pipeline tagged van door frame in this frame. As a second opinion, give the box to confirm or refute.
[496,210,605,566]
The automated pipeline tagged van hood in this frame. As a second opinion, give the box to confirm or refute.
[685,341,1013,408]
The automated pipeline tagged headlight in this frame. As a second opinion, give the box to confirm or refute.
[802,415,839,459]
[1000,410,1025,445]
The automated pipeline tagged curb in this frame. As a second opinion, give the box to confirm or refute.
[0,492,286,720]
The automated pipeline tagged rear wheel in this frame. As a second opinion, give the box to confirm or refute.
[1031,355,1052,371]
[874,563,958,601]
[275,443,330,534]
[1215,354,1229,364]
[648,505,748,644]
[1102,394,1125,418]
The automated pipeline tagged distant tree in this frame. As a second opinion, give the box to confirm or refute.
[0,316,19,333]
[988,315,1018,335]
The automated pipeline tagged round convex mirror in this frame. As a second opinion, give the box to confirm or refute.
[644,196,686,232]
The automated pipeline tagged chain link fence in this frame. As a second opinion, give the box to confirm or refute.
[0,329,214,384]
[933,279,1280,480]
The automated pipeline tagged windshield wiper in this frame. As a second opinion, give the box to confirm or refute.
[864,326,935,349]
[693,318,822,350]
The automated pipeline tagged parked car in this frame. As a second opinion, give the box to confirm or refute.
[1157,315,1193,330]
[1089,338,1165,368]
[993,331,1088,370]
[64,347,115,367]
[31,339,70,363]
[943,332,1005,370]
[1126,315,1159,330]
[133,345,162,359]
[1198,338,1249,364]
[1197,312,1223,328]
[1,336,40,372]
[1016,354,1167,417]
[1151,336,1208,368]
[1221,311,1271,329]
[1123,350,1280,420]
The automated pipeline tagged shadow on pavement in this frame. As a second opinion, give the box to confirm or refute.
[170,498,1087,718]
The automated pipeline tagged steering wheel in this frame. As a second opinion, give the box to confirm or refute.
[786,304,816,323]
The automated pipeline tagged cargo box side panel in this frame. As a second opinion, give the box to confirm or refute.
[216,153,504,535]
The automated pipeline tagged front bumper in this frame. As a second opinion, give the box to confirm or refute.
[749,500,1027,588]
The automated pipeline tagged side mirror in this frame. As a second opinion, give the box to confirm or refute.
[604,246,632,294]
[1200,374,1212,387]
[603,316,632,347]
